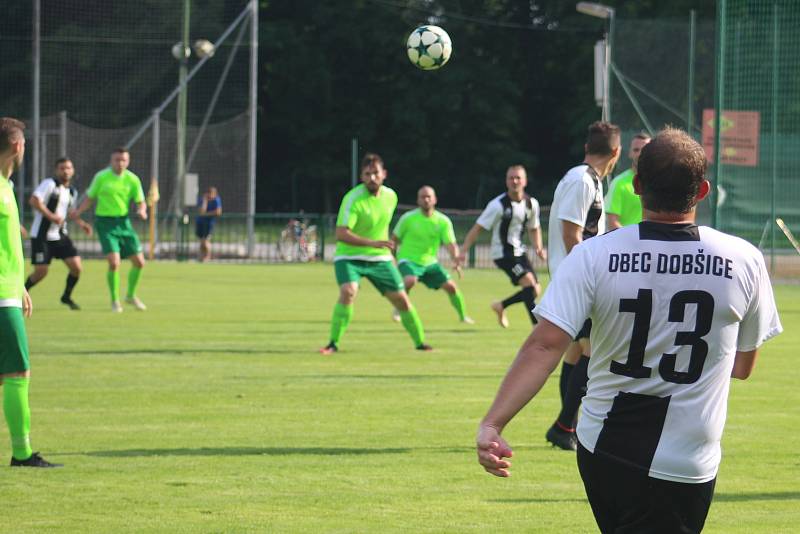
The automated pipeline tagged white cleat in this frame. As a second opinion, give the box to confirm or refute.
[125,296,147,311]
[461,316,476,325]
[111,301,123,313]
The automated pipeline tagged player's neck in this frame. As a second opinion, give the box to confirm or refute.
[0,160,14,180]
[420,207,434,216]
[583,156,610,178]
[643,208,697,224]
[507,190,524,202]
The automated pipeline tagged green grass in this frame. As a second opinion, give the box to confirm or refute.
[5,261,799,533]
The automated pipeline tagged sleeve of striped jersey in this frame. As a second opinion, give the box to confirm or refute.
[441,215,456,244]
[736,254,783,351]
[32,178,55,202]
[475,200,500,230]
[526,198,541,229]
[555,179,592,227]
[533,243,593,337]
[336,191,358,229]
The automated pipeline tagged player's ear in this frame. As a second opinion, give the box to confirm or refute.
[633,174,642,195]
[696,179,711,201]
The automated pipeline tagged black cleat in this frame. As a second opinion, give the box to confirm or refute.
[416,343,434,351]
[60,296,80,310]
[546,424,577,451]
[319,342,338,355]
[10,452,63,468]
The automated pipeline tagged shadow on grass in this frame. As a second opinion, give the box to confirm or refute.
[488,498,588,504]
[300,374,493,381]
[714,491,800,502]
[49,348,295,355]
[83,446,411,458]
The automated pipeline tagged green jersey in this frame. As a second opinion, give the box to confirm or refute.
[87,168,145,217]
[393,208,456,266]
[0,175,24,306]
[334,184,397,261]
[605,169,642,226]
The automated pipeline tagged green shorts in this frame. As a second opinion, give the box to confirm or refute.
[398,260,451,290]
[95,216,143,257]
[0,307,30,374]
[334,259,404,294]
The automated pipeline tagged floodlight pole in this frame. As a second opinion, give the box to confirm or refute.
[176,0,190,220]
[246,0,258,257]
[577,2,615,122]
[31,0,41,202]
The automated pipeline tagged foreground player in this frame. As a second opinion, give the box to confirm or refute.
[25,157,92,310]
[606,132,651,229]
[477,127,781,533]
[73,148,147,312]
[319,153,430,354]
[546,121,620,450]
[0,117,61,467]
[391,186,472,324]
[459,165,545,328]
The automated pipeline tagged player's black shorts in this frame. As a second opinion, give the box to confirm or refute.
[577,442,715,534]
[31,236,78,265]
[575,319,592,341]
[494,255,538,285]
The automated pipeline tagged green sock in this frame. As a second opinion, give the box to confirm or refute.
[329,303,354,344]
[107,270,120,302]
[127,267,143,298]
[400,306,425,346]
[3,377,32,461]
[448,290,468,321]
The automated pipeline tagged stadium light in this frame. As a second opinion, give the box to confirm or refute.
[577,2,615,122]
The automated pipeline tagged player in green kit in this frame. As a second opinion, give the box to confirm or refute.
[320,153,431,355]
[73,147,148,312]
[0,118,61,467]
[606,132,651,229]
[391,186,472,324]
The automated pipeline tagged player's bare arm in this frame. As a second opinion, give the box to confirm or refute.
[136,201,147,220]
[22,288,32,318]
[445,242,462,277]
[336,226,395,251]
[561,220,583,254]
[731,349,758,379]
[459,223,483,264]
[477,319,572,476]
[72,196,94,218]
[29,195,63,226]
[606,213,622,229]
[528,227,546,260]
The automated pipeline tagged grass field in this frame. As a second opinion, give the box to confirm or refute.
[5,260,799,533]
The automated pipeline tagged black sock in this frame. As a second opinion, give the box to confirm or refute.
[63,274,79,299]
[521,286,537,324]
[556,355,590,430]
[501,289,526,309]
[24,276,37,291]
[559,361,575,403]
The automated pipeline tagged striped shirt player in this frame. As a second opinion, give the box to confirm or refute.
[24,158,92,310]
[320,153,429,354]
[476,127,781,533]
[460,165,545,328]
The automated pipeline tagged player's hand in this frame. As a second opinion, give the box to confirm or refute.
[51,214,65,226]
[457,252,467,265]
[476,424,513,477]
[19,226,28,239]
[454,262,463,279]
[374,240,395,252]
[138,207,148,221]
[22,289,33,318]
[536,248,547,261]
[81,222,93,236]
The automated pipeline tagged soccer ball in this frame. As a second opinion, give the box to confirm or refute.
[406,25,452,70]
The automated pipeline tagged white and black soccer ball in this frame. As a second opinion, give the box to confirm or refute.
[406,25,452,70]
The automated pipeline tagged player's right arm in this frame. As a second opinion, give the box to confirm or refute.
[731,350,758,380]
[458,224,482,264]
[29,181,63,226]
[561,220,583,254]
[335,227,394,251]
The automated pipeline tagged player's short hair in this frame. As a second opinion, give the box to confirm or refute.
[633,132,651,142]
[0,117,26,154]
[112,147,129,155]
[360,153,384,170]
[55,157,72,167]
[585,121,621,156]
[637,127,707,214]
[506,164,527,176]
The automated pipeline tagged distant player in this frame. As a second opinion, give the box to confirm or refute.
[606,132,651,229]
[319,153,430,354]
[477,127,782,533]
[24,157,93,310]
[545,121,620,451]
[196,186,221,262]
[391,186,472,324]
[459,165,545,328]
[0,117,61,467]
[73,147,147,312]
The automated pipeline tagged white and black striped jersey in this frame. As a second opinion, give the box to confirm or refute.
[475,193,540,260]
[30,177,78,241]
[547,164,605,275]
[535,222,782,484]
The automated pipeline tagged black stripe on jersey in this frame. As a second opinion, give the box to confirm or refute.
[499,194,514,258]
[582,167,603,240]
[593,392,671,472]
[639,221,700,241]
